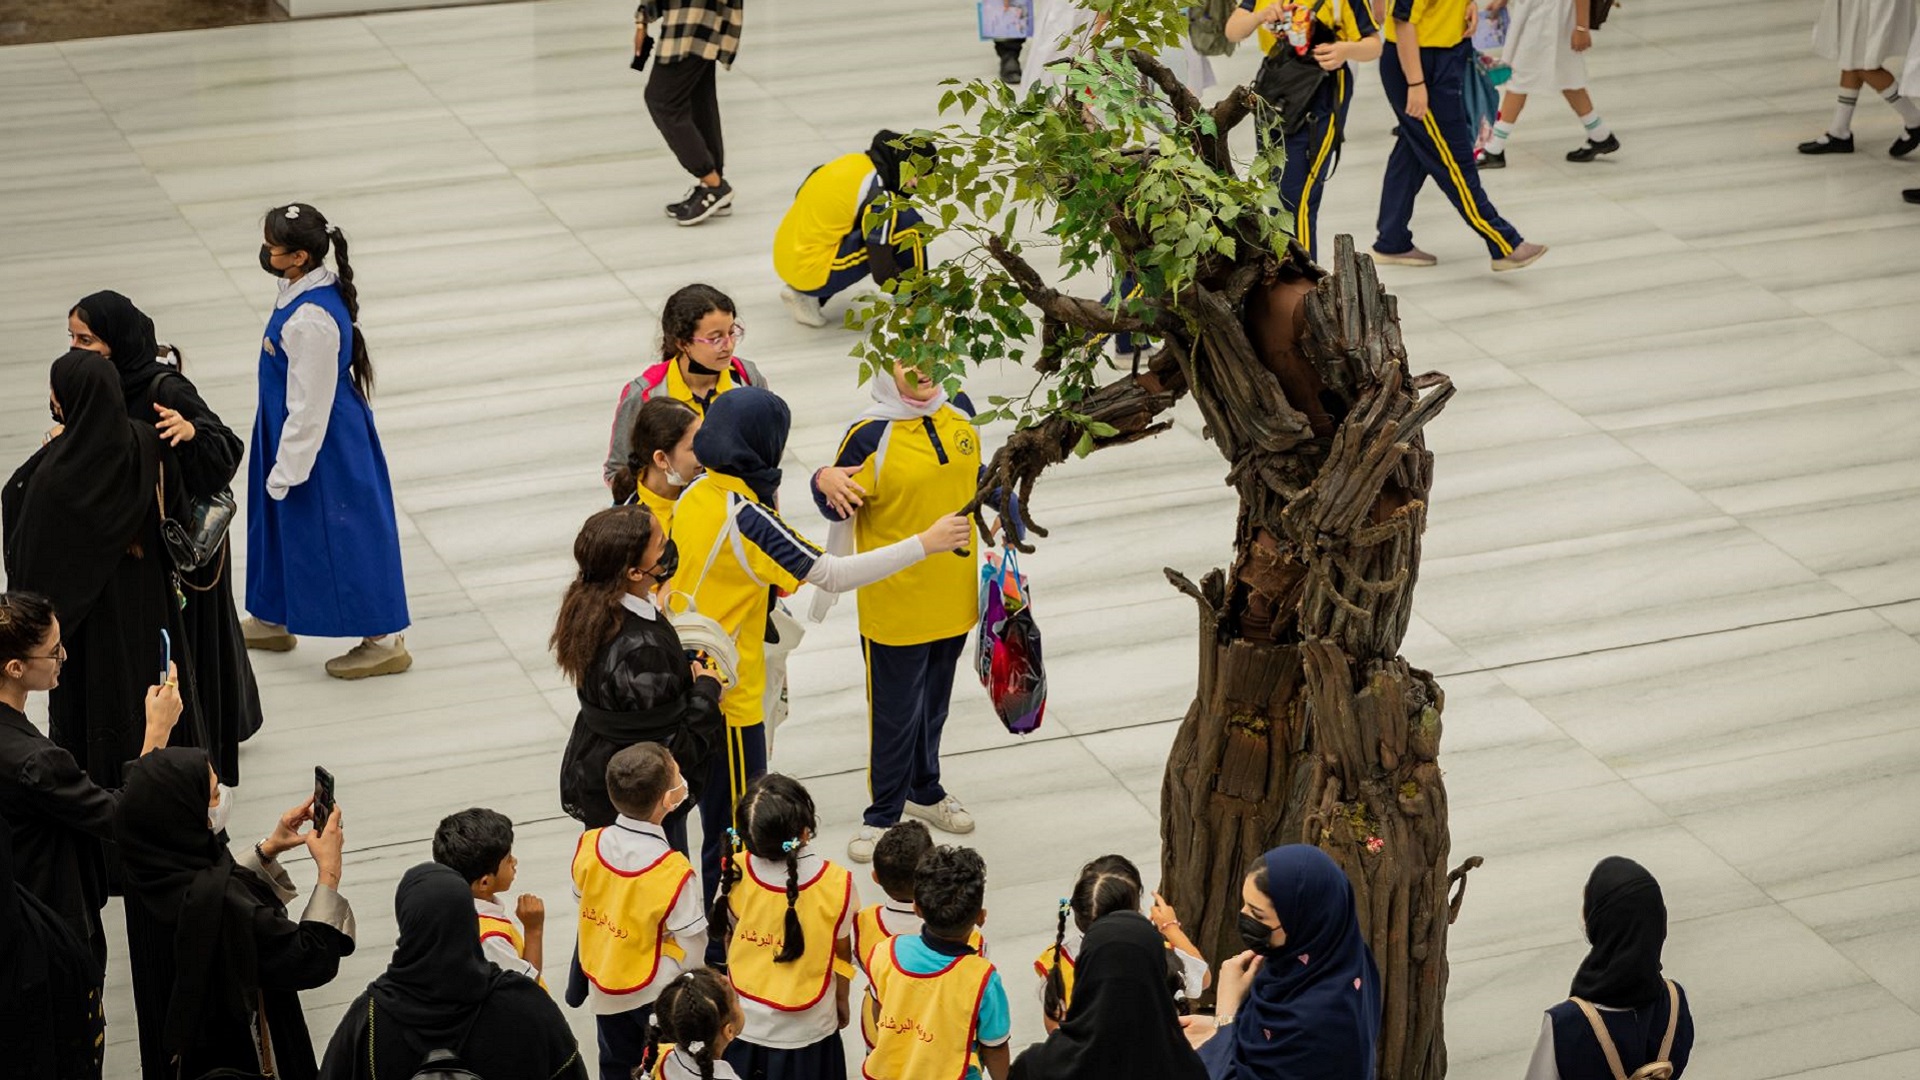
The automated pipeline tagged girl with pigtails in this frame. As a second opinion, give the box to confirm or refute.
[638,968,746,1080]
[708,773,858,1080]
[1037,855,1209,1029]
[243,202,411,680]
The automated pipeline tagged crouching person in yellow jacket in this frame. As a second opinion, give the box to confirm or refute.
[774,130,934,329]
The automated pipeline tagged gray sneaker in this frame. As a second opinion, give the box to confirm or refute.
[1491,241,1549,272]
[241,617,296,652]
[325,634,412,680]
[780,286,828,328]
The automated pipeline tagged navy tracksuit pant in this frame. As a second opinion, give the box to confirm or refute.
[1376,41,1524,259]
[1259,64,1356,263]
[686,721,766,965]
[861,634,967,828]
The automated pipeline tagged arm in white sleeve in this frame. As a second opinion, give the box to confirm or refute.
[803,536,927,594]
[668,875,709,965]
[1522,1014,1561,1080]
[266,306,341,499]
[480,931,541,980]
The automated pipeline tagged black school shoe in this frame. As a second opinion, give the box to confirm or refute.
[1798,133,1855,154]
[1566,134,1620,162]
[671,180,734,226]
[1893,127,1920,158]
[1905,188,1920,204]
[662,185,731,219]
[1478,150,1507,169]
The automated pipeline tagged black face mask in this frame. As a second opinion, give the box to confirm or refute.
[1237,912,1277,953]
[683,355,723,378]
[258,244,286,278]
[649,538,680,583]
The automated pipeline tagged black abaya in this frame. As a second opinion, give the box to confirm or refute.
[1011,912,1209,1080]
[73,289,263,783]
[319,863,587,1080]
[116,749,354,1080]
[0,701,116,969]
[0,807,106,1080]
[3,350,203,789]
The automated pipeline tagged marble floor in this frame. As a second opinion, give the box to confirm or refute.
[3,0,1919,1076]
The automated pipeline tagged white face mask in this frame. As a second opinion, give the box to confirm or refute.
[664,467,690,488]
[208,784,234,833]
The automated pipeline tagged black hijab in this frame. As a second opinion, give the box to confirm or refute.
[867,129,936,194]
[1570,856,1668,1008]
[2,349,161,628]
[367,862,506,1052]
[71,290,170,408]
[1010,911,1208,1080]
[114,748,265,1055]
[692,386,790,505]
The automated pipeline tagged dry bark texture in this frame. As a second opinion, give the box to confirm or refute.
[964,68,1478,1077]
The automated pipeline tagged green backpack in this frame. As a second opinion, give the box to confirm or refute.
[1188,0,1239,57]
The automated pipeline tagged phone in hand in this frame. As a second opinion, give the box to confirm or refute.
[159,629,172,684]
[631,33,654,71]
[312,767,336,834]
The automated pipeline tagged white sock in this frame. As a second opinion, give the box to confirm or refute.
[1881,84,1920,127]
[1488,120,1514,154]
[1579,111,1612,142]
[1831,91,1859,139]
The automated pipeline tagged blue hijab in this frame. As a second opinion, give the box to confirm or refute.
[692,386,789,505]
[1213,845,1382,1080]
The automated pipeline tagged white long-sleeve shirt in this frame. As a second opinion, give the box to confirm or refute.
[267,267,342,500]
[572,816,709,1015]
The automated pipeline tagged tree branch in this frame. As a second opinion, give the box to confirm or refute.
[1210,85,1262,140]
[1127,49,1232,174]
[985,234,1169,335]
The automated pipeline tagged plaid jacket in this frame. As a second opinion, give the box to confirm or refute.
[638,0,744,67]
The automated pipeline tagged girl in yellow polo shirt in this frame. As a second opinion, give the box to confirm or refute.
[604,284,766,489]
[612,397,703,528]
[810,363,994,865]
[710,773,858,1080]
[669,387,969,965]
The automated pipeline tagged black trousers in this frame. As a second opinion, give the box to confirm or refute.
[645,56,724,179]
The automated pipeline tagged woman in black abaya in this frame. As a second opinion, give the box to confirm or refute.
[1010,910,1208,1080]
[320,862,587,1080]
[0,806,106,1080]
[70,290,263,784]
[2,349,200,789]
[115,748,355,1080]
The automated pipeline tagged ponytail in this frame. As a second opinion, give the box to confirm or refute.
[777,837,805,964]
[638,1009,666,1077]
[647,969,731,1080]
[327,226,375,401]
[550,506,657,684]
[1044,898,1070,1022]
[262,202,372,399]
[707,826,743,934]
[611,396,699,499]
[723,774,818,965]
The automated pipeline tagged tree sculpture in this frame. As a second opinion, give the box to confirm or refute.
[850,4,1479,1076]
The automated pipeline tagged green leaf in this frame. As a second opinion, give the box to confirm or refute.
[1086,421,1120,438]
[1072,430,1096,458]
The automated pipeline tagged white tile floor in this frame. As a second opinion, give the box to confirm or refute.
[3,0,1919,1076]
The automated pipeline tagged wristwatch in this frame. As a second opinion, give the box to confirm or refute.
[255,839,276,863]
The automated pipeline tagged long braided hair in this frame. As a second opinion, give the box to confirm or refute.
[708,773,817,963]
[639,968,734,1080]
[263,202,374,400]
[1044,854,1146,1021]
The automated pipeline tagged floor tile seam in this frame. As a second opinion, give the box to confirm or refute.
[1764,1046,1920,1080]
[1447,892,1782,968]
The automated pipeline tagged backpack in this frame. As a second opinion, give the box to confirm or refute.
[1590,0,1616,31]
[363,996,490,1080]
[1187,0,1239,57]
[1569,980,1681,1080]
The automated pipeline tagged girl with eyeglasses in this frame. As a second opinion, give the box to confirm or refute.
[604,284,767,491]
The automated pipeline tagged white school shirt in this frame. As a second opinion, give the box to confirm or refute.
[267,266,342,500]
[573,815,709,1015]
[661,1048,743,1080]
[733,847,859,1050]
[473,896,540,981]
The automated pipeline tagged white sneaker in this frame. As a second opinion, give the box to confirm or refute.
[781,286,828,328]
[847,825,885,863]
[904,795,975,835]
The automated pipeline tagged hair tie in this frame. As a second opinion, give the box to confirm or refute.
[1057,897,1070,913]
[781,838,801,854]
[647,1012,661,1028]
[686,1041,706,1055]
[678,970,697,983]
[324,222,338,234]
[725,827,739,846]
[284,205,301,219]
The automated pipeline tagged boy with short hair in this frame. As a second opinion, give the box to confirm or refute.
[863,845,1010,1080]
[571,742,705,1080]
[432,807,544,983]
[853,820,984,1047]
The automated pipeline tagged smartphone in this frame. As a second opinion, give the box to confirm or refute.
[159,629,172,684]
[312,767,336,834]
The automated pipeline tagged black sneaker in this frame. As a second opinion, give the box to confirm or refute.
[1566,134,1620,162]
[1478,149,1507,169]
[1798,133,1854,154]
[671,180,733,226]
[667,184,732,219]
[1893,127,1920,158]
[999,52,1022,84]
[1905,188,1920,205]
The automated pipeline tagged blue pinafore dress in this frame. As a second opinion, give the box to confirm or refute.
[245,283,409,637]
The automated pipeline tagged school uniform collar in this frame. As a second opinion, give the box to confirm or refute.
[882,899,917,918]
[473,895,509,918]
[0,701,38,735]
[274,266,338,310]
[704,471,764,505]
[613,814,667,839]
[665,355,736,406]
[619,592,660,621]
[919,928,978,957]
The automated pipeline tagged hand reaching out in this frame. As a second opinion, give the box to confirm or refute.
[814,465,867,517]
[154,403,197,445]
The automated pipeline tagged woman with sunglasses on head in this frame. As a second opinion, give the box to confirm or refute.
[244,203,411,680]
[604,284,766,492]
[67,290,262,784]
[0,590,181,979]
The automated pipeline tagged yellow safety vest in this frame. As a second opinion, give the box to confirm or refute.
[863,938,995,1080]
[856,905,986,1047]
[477,913,547,989]
[774,152,879,291]
[728,859,854,1012]
[570,829,694,995]
[1033,942,1078,1011]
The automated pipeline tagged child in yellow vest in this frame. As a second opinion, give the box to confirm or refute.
[710,773,858,1079]
[572,743,707,1080]
[638,968,746,1080]
[1036,854,1208,1029]
[863,845,1011,1080]
[431,807,546,985]
[852,821,988,1048]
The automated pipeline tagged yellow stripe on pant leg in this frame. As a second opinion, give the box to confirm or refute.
[863,638,877,803]
[1296,102,1341,254]
[728,726,745,830]
[1420,111,1513,256]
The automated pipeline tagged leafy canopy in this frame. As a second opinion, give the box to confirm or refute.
[847,0,1289,446]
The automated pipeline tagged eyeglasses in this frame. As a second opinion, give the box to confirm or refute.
[690,325,745,348]
[19,643,65,663]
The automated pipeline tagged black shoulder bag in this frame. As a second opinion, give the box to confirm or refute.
[147,371,237,575]
[1252,17,1340,136]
